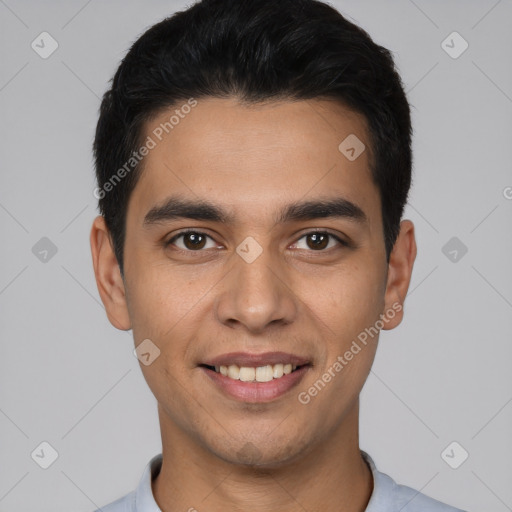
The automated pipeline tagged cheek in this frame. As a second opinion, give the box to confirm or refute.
[125,254,204,338]
[305,262,385,343]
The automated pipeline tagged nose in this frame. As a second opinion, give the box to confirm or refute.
[214,242,298,334]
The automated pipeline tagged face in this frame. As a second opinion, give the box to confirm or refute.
[91,97,416,467]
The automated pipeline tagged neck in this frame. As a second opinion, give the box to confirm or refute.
[152,402,373,512]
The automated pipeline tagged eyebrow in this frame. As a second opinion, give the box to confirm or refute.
[143,195,368,227]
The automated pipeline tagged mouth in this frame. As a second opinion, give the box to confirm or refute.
[200,363,308,382]
[198,352,312,402]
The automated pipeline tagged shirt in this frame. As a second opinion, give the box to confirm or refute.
[95,451,466,511]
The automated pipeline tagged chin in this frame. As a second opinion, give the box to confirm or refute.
[211,434,312,469]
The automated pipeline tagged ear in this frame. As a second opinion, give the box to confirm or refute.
[381,219,417,330]
[90,215,131,330]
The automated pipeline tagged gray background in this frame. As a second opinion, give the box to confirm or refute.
[1,0,511,510]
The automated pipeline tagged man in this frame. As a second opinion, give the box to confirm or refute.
[90,0,466,510]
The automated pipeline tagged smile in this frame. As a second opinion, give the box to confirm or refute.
[205,363,300,382]
[198,352,311,402]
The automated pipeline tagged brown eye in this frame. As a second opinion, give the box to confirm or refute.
[306,233,329,250]
[182,232,206,250]
[293,231,347,251]
[166,231,215,251]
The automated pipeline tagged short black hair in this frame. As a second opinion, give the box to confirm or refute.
[93,0,412,275]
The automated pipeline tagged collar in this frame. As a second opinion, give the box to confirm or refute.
[135,450,392,511]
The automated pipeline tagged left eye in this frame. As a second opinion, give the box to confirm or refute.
[166,230,345,252]
[292,232,345,251]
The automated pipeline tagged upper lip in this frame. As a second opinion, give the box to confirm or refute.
[201,351,311,368]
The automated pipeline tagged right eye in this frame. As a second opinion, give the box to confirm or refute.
[165,230,220,252]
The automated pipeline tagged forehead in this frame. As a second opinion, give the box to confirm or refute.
[129,97,380,226]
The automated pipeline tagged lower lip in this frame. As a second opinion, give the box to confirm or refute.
[200,366,310,403]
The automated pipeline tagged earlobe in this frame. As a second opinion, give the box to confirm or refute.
[382,220,417,330]
[90,215,132,330]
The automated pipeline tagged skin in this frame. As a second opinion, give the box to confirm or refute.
[91,97,416,512]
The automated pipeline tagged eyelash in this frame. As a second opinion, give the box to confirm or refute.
[164,229,349,254]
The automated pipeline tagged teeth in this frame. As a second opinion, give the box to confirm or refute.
[215,363,302,382]
[273,363,284,378]
[227,365,240,379]
[256,365,274,382]
[239,367,256,382]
